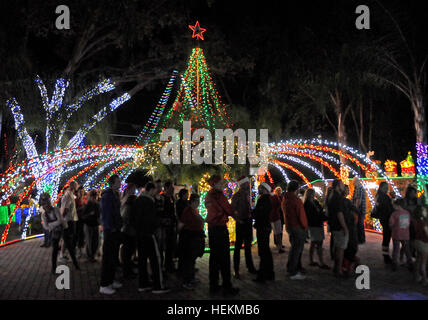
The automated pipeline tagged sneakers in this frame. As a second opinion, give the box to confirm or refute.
[138,286,153,292]
[112,281,122,289]
[190,278,201,284]
[182,282,194,290]
[289,272,306,280]
[416,275,423,283]
[99,286,116,295]
[58,257,68,264]
[152,287,171,294]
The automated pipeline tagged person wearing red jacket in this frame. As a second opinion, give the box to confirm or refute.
[270,188,285,254]
[283,180,308,280]
[205,174,239,296]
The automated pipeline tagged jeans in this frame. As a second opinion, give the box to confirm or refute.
[137,234,165,290]
[121,233,137,276]
[61,226,79,269]
[67,221,78,249]
[180,231,201,283]
[208,226,232,289]
[164,225,177,271]
[76,220,85,249]
[100,230,120,287]
[287,227,307,276]
[256,227,274,279]
[393,240,412,265]
[233,220,256,273]
[380,218,392,256]
[357,213,366,243]
[84,225,99,259]
[43,228,51,246]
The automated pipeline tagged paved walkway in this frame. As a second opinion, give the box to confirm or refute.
[0,231,427,300]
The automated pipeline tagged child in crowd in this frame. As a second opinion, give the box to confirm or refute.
[412,206,428,286]
[179,194,205,290]
[389,199,413,271]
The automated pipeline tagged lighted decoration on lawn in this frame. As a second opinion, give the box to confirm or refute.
[384,160,398,177]
[400,152,416,177]
[416,143,428,198]
[142,47,231,142]
[135,70,178,145]
[6,76,130,202]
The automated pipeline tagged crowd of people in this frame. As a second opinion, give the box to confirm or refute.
[38,172,428,296]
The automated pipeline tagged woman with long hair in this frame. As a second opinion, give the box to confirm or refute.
[375,182,394,264]
[303,188,329,269]
[40,192,79,274]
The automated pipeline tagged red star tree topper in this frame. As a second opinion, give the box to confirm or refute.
[188,21,206,40]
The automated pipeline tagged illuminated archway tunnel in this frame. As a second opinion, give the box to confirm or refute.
[0,138,400,244]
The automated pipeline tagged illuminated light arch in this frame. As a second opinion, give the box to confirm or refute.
[273,154,327,183]
[272,160,312,187]
[54,159,113,205]
[269,162,290,183]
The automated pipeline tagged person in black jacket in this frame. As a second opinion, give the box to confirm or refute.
[176,188,189,273]
[99,174,123,295]
[343,186,360,276]
[81,189,100,262]
[376,182,394,264]
[135,182,170,294]
[253,182,274,282]
[303,188,329,269]
[161,181,178,273]
[120,183,138,278]
[176,188,189,220]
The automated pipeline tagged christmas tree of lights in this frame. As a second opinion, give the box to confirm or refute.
[136,21,231,145]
